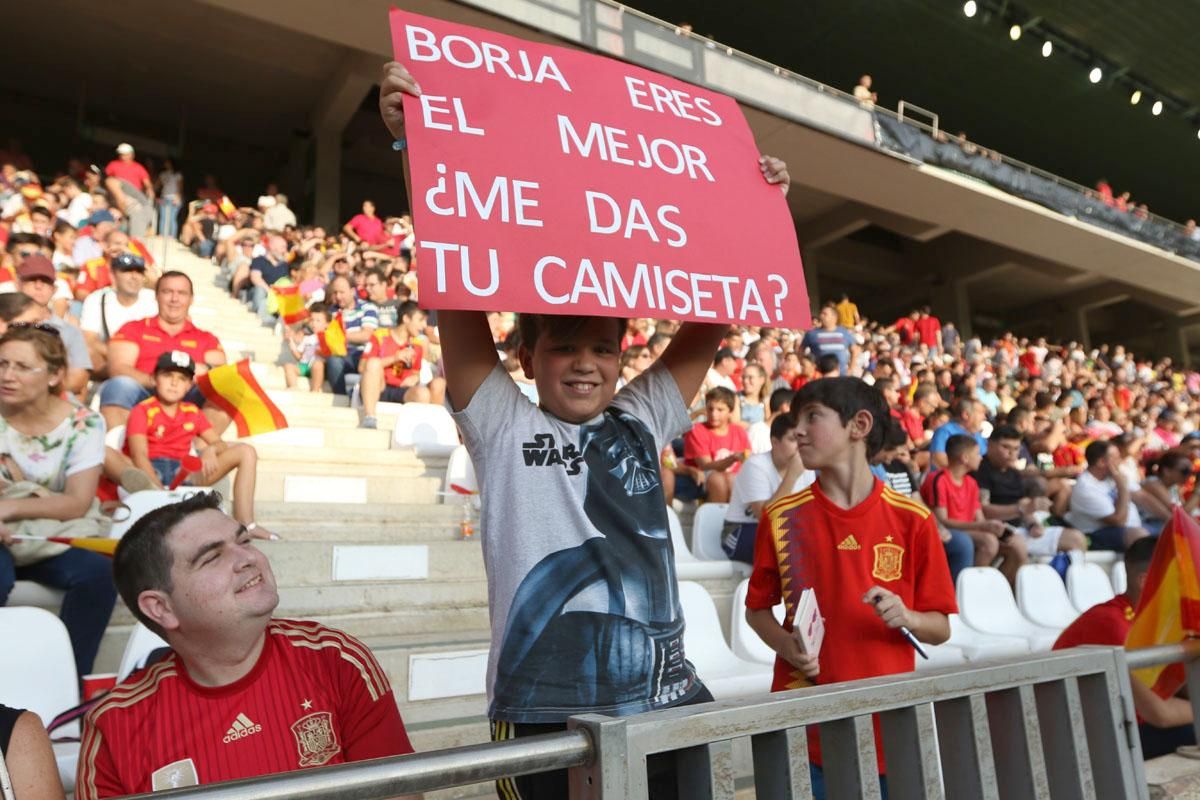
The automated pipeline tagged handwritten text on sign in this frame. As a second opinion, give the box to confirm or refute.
[390,9,806,326]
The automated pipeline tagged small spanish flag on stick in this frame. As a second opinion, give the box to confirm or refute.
[1126,506,1200,698]
[12,536,119,556]
[218,195,238,218]
[197,360,289,438]
[273,285,308,325]
[319,313,347,357]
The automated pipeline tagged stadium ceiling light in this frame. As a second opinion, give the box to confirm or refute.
[1041,40,1053,57]
[1130,90,1142,105]
[1152,100,1164,116]
[1089,67,1103,84]
[1196,129,1200,140]
[1009,24,1022,41]
[963,1,978,18]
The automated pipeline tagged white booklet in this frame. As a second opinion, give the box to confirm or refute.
[792,588,824,656]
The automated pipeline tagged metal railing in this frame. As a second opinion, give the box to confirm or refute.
[125,641,1200,799]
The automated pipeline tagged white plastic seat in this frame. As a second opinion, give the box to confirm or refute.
[916,641,966,671]
[390,403,460,456]
[730,578,783,665]
[0,607,82,791]
[109,489,197,540]
[946,614,1030,660]
[1066,562,1116,613]
[117,623,171,682]
[669,508,745,580]
[1015,564,1080,630]
[1111,560,1128,595]
[7,581,65,610]
[678,581,772,699]
[691,502,731,561]
[957,567,1061,651]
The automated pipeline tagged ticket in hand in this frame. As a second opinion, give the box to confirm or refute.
[793,588,824,656]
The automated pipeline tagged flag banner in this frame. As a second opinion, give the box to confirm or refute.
[319,313,347,357]
[197,360,289,438]
[218,195,238,218]
[273,285,309,325]
[1126,506,1200,697]
[13,536,119,556]
[391,9,806,326]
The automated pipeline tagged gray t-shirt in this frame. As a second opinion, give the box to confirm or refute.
[453,361,699,723]
[48,316,93,371]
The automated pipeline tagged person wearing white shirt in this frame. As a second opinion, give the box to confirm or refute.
[1066,439,1151,552]
[263,194,297,231]
[721,414,816,564]
[79,253,158,375]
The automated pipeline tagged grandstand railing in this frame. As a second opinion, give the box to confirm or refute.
[123,641,1200,799]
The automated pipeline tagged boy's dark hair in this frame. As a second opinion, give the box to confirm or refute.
[705,386,736,410]
[793,377,889,457]
[308,302,331,319]
[1124,535,1157,578]
[397,300,422,322]
[516,314,624,350]
[770,413,796,441]
[713,347,735,365]
[1084,439,1113,467]
[6,232,49,253]
[989,425,1022,443]
[816,353,840,375]
[945,434,979,463]
[114,492,224,638]
[882,417,908,450]
[768,388,794,415]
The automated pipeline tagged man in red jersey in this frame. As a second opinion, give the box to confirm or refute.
[104,143,155,237]
[76,493,419,799]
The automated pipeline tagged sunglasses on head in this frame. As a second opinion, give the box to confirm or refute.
[112,253,146,271]
[8,321,61,338]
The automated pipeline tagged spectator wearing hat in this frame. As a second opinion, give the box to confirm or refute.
[79,252,158,376]
[16,255,93,395]
[104,144,154,238]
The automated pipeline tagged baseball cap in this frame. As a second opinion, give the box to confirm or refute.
[87,210,115,226]
[116,143,134,155]
[154,350,196,377]
[111,253,146,272]
[202,202,219,214]
[16,255,56,283]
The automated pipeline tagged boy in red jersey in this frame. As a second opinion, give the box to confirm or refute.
[76,493,419,799]
[681,386,752,502]
[745,377,956,799]
[126,351,270,537]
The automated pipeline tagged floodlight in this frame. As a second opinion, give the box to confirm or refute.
[1009,25,1021,41]
[1130,90,1142,105]
[1089,67,1102,84]
[1041,40,1052,57]
[963,1,978,18]
[1152,100,1164,116]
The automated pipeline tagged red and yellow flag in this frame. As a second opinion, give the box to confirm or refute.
[197,359,288,438]
[218,195,238,218]
[273,285,308,325]
[13,536,119,556]
[318,313,347,357]
[1126,507,1200,698]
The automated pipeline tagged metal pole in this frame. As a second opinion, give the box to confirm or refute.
[1125,640,1200,670]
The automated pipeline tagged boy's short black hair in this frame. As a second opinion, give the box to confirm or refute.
[945,434,979,463]
[308,301,331,319]
[989,425,1022,443]
[705,386,736,410]
[793,377,889,457]
[713,347,736,365]
[768,388,794,415]
[770,413,796,441]
[397,300,422,322]
[1084,439,1113,466]
[882,417,908,450]
[1124,535,1157,578]
[816,353,840,375]
[516,314,624,350]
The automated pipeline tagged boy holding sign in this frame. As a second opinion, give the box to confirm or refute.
[381,59,789,797]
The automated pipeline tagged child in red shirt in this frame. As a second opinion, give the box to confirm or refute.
[126,351,274,539]
[682,386,750,502]
[746,377,955,798]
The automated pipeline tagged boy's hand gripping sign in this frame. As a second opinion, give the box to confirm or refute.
[391,9,807,326]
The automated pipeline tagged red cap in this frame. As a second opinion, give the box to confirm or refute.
[16,255,55,282]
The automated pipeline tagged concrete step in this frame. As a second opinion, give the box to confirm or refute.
[260,539,485,585]
[252,445,445,468]
[263,518,465,543]
[254,469,444,504]
[257,501,463,524]
[231,426,395,450]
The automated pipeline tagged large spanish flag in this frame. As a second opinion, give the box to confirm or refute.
[1126,507,1200,698]
[197,360,289,437]
[273,285,308,325]
[319,313,347,357]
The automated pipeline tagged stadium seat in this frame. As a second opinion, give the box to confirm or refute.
[678,581,772,699]
[390,403,460,456]
[957,567,1061,651]
[946,614,1030,660]
[1066,563,1116,613]
[7,581,65,611]
[109,489,197,539]
[0,607,82,791]
[1015,564,1080,629]
[691,503,731,561]
[441,445,479,508]
[669,508,748,580]
[916,641,966,671]
[1111,560,1128,595]
[117,623,170,682]
[730,578,782,665]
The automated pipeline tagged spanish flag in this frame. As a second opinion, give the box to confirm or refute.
[273,285,308,325]
[12,536,119,556]
[319,313,347,357]
[218,195,238,218]
[197,360,289,437]
[1126,507,1200,698]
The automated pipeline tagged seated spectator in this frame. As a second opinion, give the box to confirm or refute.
[679,387,751,503]
[1054,538,1195,758]
[0,703,66,800]
[180,201,219,259]
[977,425,1088,557]
[616,344,653,390]
[748,387,795,454]
[125,352,271,537]
[1065,440,1151,551]
[738,363,771,426]
[244,233,289,326]
[98,271,227,432]
[278,320,319,391]
[872,418,919,498]
[77,493,417,798]
[15,255,93,395]
[702,347,738,394]
[359,302,446,429]
[363,267,398,328]
[800,304,855,374]
[929,396,988,469]
[815,353,840,379]
[922,434,1026,584]
[0,324,115,677]
[321,275,378,395]
[79,252,157,377]
[1135,450,1200,534]
[721,414,815,564]
[262,192,296,231]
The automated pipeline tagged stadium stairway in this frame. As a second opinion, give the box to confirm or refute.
[73,238,747,796]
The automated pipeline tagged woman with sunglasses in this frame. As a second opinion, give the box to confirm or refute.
[0,324,115,679]
[1137,450,1200,534]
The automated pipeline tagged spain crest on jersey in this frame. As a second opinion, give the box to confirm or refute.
[872,537,904,582]
[291,711,341,767]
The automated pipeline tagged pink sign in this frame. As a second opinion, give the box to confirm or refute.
[390,9,807,326]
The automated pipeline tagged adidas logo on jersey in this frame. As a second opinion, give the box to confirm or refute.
[223,713,262,743]
[837,535,861,551]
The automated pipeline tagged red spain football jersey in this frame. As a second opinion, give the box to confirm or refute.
[361,334,423,388]
[126,398,212,460]
[111,316,223,375]
[746,479,957,770]
[76,620,413,799]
